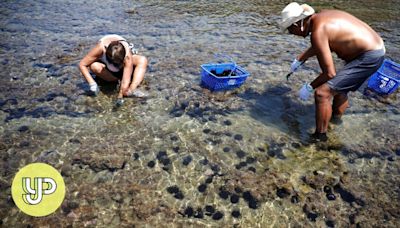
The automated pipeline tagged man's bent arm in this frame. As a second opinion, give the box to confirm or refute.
[309,30,336,89]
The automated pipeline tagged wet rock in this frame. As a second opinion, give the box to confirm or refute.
[230,194,240,204]
[258,147,265,152]
[326,193,336,201]
[234,134,243,141]
[231,210,241,218]
[223,147,230,152]
[236,150,246,158]
[198,184,207,193]
[200,158,208,165]
[291,195,299,204]
[170,135,178,141]
[234,187,243,194]
[307,212,318,222]
[17,125,29,132]
[205,205,215,216]
[19,141,30,147]
[172,147,180,153]
[324,186,332,193]
[247,167,256,173]
[132,153,140,160]
[203,128,211,134]
[212,211,224,220]
[223,120,232,126]
[69,138,81,144]
[193,208,204,219]
[182,155,192,166]
[387,156,394,162]
[210,164,220,173]
[147,160,155,168]
[167,185,184,200]
[184,207,194,217]
[218,188,230,200]
[276,188,290,198]
[243,191,258,209]
[205,176,213,184]
[326,220,335,227]
[246,157,256,164]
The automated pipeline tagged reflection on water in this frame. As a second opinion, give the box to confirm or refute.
[0,0,399,227]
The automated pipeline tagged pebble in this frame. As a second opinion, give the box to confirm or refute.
[223,120,232,126]
[170,135,178,141]
[323,186,332,193]
[307,212,318,222]
[18,125,29,132]
[276,188,290,198]
[247,167,256,173]
[212,211,224,220]
[246,157,256,164]
[234,134,243,141]
[230,194,240,204]
[172,147,180,153]
[182,155,192,166]
[132,153,139,160]
[326,220,335,227]
[326,193,336,201]
[205,205,215,216]
[231,210,241,218]
[193,208,204,219]
[243,191,258,209]
[236,150,246,158]
[200,158,209,165]
[147,161,155,168]
[203,128,211,134]
[198,184,207,193]
[291,195,299,204]
[184,207,194,217]
[205,176,213,184]
[223,147,231,152]
[218,188,230,200]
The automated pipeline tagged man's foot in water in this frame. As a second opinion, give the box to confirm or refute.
[309,132,328,143]
[330,115,343,125]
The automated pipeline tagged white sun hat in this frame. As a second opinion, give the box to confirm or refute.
[280,2,315,31]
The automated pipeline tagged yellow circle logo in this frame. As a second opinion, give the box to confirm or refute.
[11,163,66,217]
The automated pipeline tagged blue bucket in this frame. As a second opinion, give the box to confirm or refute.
[200,55,250,91]
[367,59,400,95]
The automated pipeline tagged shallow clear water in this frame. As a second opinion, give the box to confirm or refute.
[0,0,399,227]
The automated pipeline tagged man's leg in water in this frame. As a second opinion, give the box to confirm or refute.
[331,92,349,124]
[314,83,333,140]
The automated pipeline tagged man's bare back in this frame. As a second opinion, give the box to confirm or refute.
[311,10,384,62]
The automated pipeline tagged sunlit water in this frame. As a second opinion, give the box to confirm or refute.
[0,0,399,227]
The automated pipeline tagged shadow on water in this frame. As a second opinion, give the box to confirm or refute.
[239,84,314,140]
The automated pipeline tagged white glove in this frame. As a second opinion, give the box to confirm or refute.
[89,82,99,96]
[291,59,304,72]
[298,83,314,101]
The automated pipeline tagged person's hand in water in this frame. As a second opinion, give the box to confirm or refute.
[126,88,149,98]
[89,82,99,96]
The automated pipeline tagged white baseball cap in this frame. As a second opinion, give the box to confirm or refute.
[280,2,315,31]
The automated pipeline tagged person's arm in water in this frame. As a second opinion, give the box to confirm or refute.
[309,28,336,89]
[78,43,103,85]
[118,55,134,99]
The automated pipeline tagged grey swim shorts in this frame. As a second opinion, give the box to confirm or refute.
[328,48,385,93]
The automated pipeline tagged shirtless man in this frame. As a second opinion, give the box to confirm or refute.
[280,2,385,141]
[79,34,148,103]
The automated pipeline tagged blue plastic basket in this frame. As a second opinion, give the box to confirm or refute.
[367,59,400,95]
[200,55,250,91]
